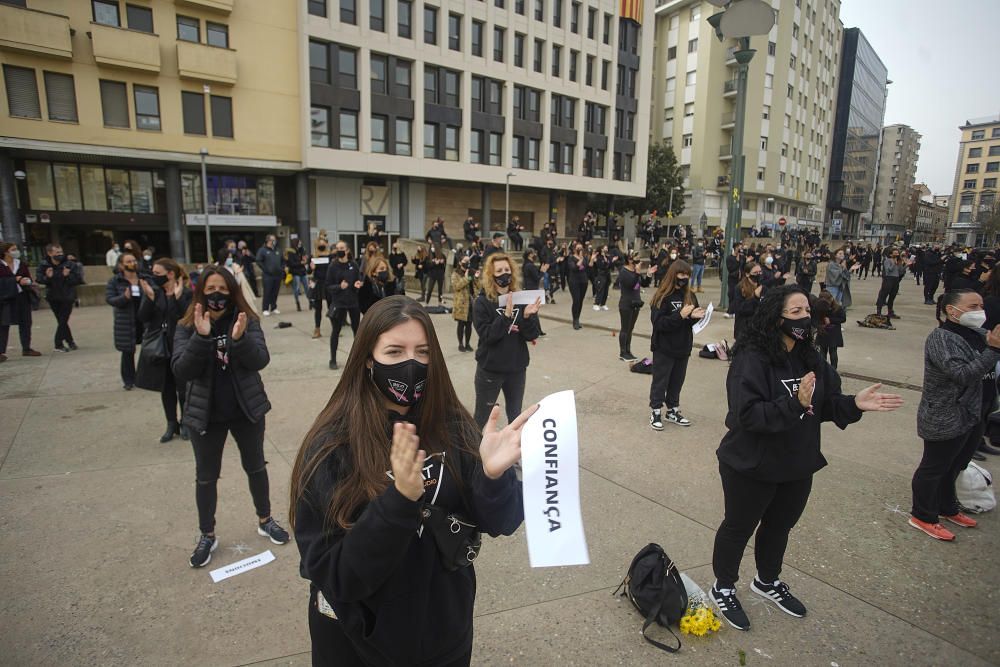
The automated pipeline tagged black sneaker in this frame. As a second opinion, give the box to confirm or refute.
[711,585,750,631]
[329,360,338,370]
[189,534,218,568]
[650,410,664,431]
[67,342,78,351]
[619,352,638,362]
[750,578,807,617]
[257,517,290,545]
[665,408,691,427]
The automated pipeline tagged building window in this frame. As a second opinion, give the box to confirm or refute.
[339,47,357,88]
[602,12,611,44]
[472,20,484,56]
[448,13,461,51]
[968,163,980,174]
[443,70,459,107]
[370,54,388,94]
[682,134,692,147]
[512,135,523,168]
[569,50,578,82]
[514,32,525,67]
[534,0,544,21]
[970,147,983,158]
[600,60,609,90]
[688,38,698,53]
[494,26,505,62]
[471,77,483,112]
[963,179,977,189]
[395,60,411,98]
[206,22,229,48]
[177,15,200,42]
[685,70,696,86]
[93,0,120,27]
[371,114,387,153]
[667,46,677,61]
[424,122,437,157]
[424,66,438,103]
[767,41,776,56]
[528,138,539,169]
[489,132,502,166]
[99,79,129,127]
[445,125,459,160]
[757,167,765,181]
[471,129,484,163]
[763,105,770,120]
[133,85,160,131]
[571,1,579,32]
[985,178,998,188]
[683,102,693,117]
[990,146,1000,157]
[988,162,1000,173]
[587,6,596,38]
[993,128,1000,138]
[338,111,358,149]
[210,94,233,137]
[665,76,675,94]
[424,5,438,44]
[310,105,330,146]
[309,41,328,82]
[488,79,502,114]
[972,130,985,140]
[126,4,154,33]
[183,91,207,135]
[395,118,412,155]
[533,39,544,73]
[553,0,562,27]
[43,72,77,122]
[585,55,594,85]
[340,0,356,24]
[309,0,327,17]
[371,0,385,31]
[760,137,768,150]
[398,0,412,37]
[551,45,561,77]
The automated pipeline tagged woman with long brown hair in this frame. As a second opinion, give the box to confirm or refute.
[290,295,535,666]
[172,266,288,568]
[648,260,704,430]
[472,252,542,428]
[358,256,395,314]
[731,261,764,344]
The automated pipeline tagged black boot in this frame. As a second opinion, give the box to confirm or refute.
[573,319,582,330]
[296,300,302,312]
[160,421,179,443]
[179,424,190,441]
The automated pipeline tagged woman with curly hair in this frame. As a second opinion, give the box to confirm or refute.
[709,285,902,632]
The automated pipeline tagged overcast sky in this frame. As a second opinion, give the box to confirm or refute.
[836,0,1000,197]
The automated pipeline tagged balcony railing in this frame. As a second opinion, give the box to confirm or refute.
[177,41,237,85]
[176,0,233,12]
[90,23,160,72]
[0,4,72,59]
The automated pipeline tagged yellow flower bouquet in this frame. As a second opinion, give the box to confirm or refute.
[679,574,723,636]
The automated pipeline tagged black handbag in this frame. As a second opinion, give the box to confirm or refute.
[421,503,481,571]
[135,323,168,391]
[141,323,169,362]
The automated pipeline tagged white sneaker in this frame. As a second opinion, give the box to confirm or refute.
[601,305,609,311]
[272,309,281,315]
[263,310,271,316]
[592,305,600,311]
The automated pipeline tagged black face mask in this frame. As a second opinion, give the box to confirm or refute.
[749,274,761,283]
[318,245,327,251]
[494,273,512,288]
[780,316,812,341]
[335,250,346,258]
[205,292,229,312]
[371,358,427,406]
[676,278,689,287]
[151,274,169,287]
[377,270,389,282]
[52,254,66,264]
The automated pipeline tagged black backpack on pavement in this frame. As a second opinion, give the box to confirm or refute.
[614,543,689,653]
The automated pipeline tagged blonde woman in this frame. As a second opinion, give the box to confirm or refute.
[471,252,543,427]
[359,256,394,314]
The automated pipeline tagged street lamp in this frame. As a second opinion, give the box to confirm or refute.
[767,197,775,233]
[200,148,211,263]
[707,0,776,309]
[505,171,515,237]
[668,185,681,234]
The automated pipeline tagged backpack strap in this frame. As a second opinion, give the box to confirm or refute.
[640,580,682,653]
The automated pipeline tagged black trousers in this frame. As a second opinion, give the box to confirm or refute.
[648,351,689,410]
[456,319,472,347]
[509,234,523,251]
[911,420,985,524]
[818,342,839,369]
[161,364,185,424]
[569,279,588,323]
[262,275,281,312]
[712,462,813,589]
[191,418,270,534]
[924,276,940,303]
[329,306,361,362]
[618,307,640,355]
[913,268,922,285]
[594,275,610,306]
[49,300,74,348]
[796,276,814,294]
[425,272,445,303]
[120,350,136,386]
[0,295,33,353]
[245,272,259,297]
[876,276,901,313]
[474,366,526,428]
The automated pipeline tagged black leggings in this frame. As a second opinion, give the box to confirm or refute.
[618,307,640,355]
[876,276,901,313]
[49,300,74,347]
[569,279,588,322]
[818,343,838,369]
[911,420,985,523]
[456,320,472,347]
[648,352,689,410]
[425,271,445,303]
[473,367,526,428]
[329,307,361,363]
[161,364,185,423]
[594,275,609,306]
[313,293,327,328]
[120,350,136,386]
[191,418,270,534]
[712,462,813,589]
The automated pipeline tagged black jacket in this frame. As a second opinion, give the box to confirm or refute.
[731,286,761,344]
[256,245,283,278]
[522,260,542,290]
[472,292,540,373]
[359,276,394,314]
[105,274,141,352]
[616,267,650,309]
[325,259,362,309]
[286,246,308,276]
[36,258,83,302]
[725,255,744,285]
[650,289,698,357]
[388,252,408,280]
[295,414,523,667]
[138,286,192,356]
[172,315,271,432]
[567,255,589,283]
[717,348,862,482]
[815,308,846,349]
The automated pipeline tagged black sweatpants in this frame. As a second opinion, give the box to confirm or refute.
[161,364,186,424]
[456,320,472,348]
[618,307,640,356]
[648,351,689,410]
[262,275,281,312]
[923,276,940,303]
[313,292,328,329]
[594,275,610,306]
[191,418,270,534]
[49,300,74,348]
[712,462,813,589]
[474,367,526,428]
[876,276,901,313]
[425,271,445,303]
[911,420,985,524]
[818,342,839,369]
[569,279,588,323]
[329,306,361,363]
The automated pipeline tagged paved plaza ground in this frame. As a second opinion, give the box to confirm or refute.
[1,274,998,666]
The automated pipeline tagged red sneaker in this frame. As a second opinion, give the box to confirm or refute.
[908,517,955,541]
[942,512,978,528]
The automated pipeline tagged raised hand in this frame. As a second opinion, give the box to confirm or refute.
[797,372,816,409]
[231,311,248,341]
[988,325,1000,348]
[140,279,155,300]
[480,404,540,480]
[524,297,542,318]
[504,293,514,319]
[172,280,183,299]
[680,304,695,318]
[854,383,904,412]
[390,422,425,501]
[353,280,363,289]
[123,286,132,300]
[690,307,706,320]
[193,303,211,337]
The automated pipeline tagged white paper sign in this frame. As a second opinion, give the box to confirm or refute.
[312,256,330,265]
[498,289,547,308]
[209,549,275,583]
[692,302,714,335]
[521,390,589,568]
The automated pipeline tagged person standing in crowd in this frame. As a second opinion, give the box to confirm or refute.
[911,247,925,286]
[796,249,817,294]
[358,256,394,314]
[483,232,505,261]
[426,217,450,250]
[0,242,41,362]
[238,241,259,297]
[815,250,829,292]
[948,260,984,293]
[105,242,121,268]
[507,216,524,251]
[725,243,745,318]
[139,258,192,442]
[452,255,478,351]
[359,241,382,275]
[325,241,362,370]
[691,241,707,293]
[413,246,429,301]
[285,238,310,312]
[921,245,943,305]
[388,243,408,295]
[648,261,703,430]
[567,242,590,330]
[36,244,83,353]
[875,247,905,318]
[731,262,764,345]
[472,253,542,428]
[256,234,283,316]
[290,296,534,666]
[710,285,901,631]
[616,251,653,362]
[463,215,480,244]
[310,240,332,339]
[173,266,288,568]
[825,248,854,310]
[424,246,447,306]
[105,253,143,390]
[591,246,613,312]
[812,290,846,369]
[910,289,1000,540]
[216,247,259,317]
[521,249,547,338]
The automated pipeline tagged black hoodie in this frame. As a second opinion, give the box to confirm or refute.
[472,292,541,372]
[649,288,698,357]
[295,413,523,666]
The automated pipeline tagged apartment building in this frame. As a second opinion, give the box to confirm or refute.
[650,0,840,236]
[302,0,653,250]
[947,114,1000,246]
[913,194,947,244]
[870,123,920,241]
[826,27,887,239]
[0,0,303,264]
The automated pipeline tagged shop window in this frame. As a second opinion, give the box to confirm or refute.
[53,164,82,211]
[81,165,108,211]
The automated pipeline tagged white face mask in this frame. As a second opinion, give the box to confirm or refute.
[956,308,987,329]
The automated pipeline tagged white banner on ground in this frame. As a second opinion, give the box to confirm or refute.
[521,390,589,568]
[209,550,275,583]
[498,289,547,307]
[692,302,714,335]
